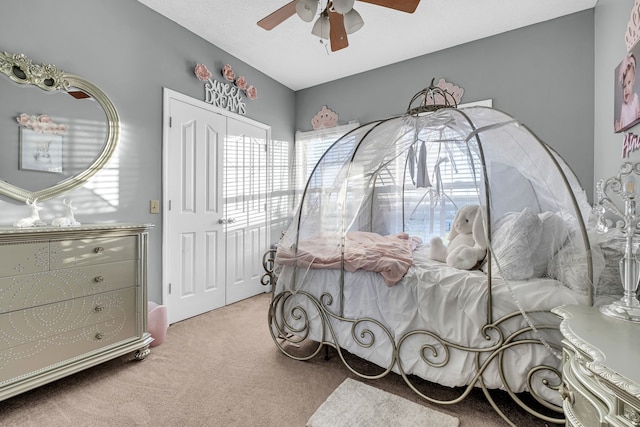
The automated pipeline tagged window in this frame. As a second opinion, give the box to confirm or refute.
[293,122,360,211]
[268,138,293,240]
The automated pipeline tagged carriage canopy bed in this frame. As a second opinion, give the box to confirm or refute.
[263,86,623,425]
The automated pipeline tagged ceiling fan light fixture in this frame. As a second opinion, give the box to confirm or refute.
[344,8,364,34]
[332,0,355,14]
[295,0,318,22]
[311,15,330,39]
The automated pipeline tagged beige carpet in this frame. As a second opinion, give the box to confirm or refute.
[0,293,558,426]
[307,378,459,427]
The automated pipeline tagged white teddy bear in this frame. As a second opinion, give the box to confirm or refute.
[429,204,487,270]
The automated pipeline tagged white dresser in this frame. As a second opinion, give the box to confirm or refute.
[553,305,640,427]
[0,224,153,401]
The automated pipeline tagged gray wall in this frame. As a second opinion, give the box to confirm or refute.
[0,0,296,303]
[594,0,638,189]
[0,1,601,305]
[295,11,595,201]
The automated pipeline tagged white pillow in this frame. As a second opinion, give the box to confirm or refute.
[488,208,542,280]
[547,228,605,295]
[530,212,570,277]
[547,238,587,294]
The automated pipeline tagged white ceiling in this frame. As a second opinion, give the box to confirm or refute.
[137,0,598,91]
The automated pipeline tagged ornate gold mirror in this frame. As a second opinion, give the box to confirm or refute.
[0,51,119,202]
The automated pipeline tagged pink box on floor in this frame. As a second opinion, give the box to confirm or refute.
[147,301,168,347]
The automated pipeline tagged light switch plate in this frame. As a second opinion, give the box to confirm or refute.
[150,199,160,214]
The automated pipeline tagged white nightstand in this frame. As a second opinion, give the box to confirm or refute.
[553,305,640,427]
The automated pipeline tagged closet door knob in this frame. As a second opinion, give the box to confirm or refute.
[95,332,104,340]
[94,247,105,254]
[218,219,228,224]
[94,276,104,282]
[94,305,104,312]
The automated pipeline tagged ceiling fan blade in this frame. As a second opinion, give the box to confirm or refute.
[328,8,349,52]
[357,0,420,13]
[257,1,297,30]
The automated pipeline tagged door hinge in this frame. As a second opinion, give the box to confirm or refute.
[168,283,172,294]
[169,116,172,127]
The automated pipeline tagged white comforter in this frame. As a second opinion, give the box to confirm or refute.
[275,245,588,400]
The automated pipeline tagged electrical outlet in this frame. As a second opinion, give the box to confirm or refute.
[150,199,160,214]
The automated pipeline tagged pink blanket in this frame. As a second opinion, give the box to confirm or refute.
[275,231,422,287]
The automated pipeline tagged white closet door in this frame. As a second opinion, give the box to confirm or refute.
[165,97,226,324]
[224,116,269,304]
[163,89,270,324]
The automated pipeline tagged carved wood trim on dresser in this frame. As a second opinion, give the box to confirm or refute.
[553,305,640,427]
[0,224,154,401]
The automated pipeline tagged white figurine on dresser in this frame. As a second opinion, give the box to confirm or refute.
[50,199,81,227]
[13,198,46,228]
[553,305,640,427]
[0,223,153,402]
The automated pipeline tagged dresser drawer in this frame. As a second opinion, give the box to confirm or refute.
[0,313,138,384]
[0,224,152,402]
[0,287,137,351]
[596,375,640,426]
[50,235,138,269]
[0,241,49,278]
[563,381,603,427]
[562,347,612,426]
[0,235,138,277]
[0,260,138,313]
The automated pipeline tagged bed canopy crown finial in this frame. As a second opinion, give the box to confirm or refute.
[406,78,463,115]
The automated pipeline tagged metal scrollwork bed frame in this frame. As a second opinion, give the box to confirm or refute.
[262,251,566,426]
[261,97,599,426]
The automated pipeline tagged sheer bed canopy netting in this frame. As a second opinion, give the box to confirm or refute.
[278,106,597,302]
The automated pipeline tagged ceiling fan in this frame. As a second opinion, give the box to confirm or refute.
[257,0,420,52]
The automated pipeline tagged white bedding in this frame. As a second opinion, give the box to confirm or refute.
[275,244,589,401]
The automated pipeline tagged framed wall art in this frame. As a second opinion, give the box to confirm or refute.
[17,114,67,174]
[19,128,63,173]
[615,42,640,133]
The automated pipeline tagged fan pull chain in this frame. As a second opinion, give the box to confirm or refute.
[320,39,330,55]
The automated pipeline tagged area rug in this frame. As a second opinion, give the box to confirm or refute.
[307,378,460,427]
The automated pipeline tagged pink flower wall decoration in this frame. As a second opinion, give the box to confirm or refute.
[245,85,258,100]
[16,113,68,135]
[235,76,248,90]
[194,63,212,81]
[222,64,235,82]
[194,61,258,106]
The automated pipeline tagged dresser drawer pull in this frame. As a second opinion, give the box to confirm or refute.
[559,383,574,405]
[95,332,104,340]
[94,276,104,282]
[624,408,640,426]
[94,305,104,312]
[94,247,105,254]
